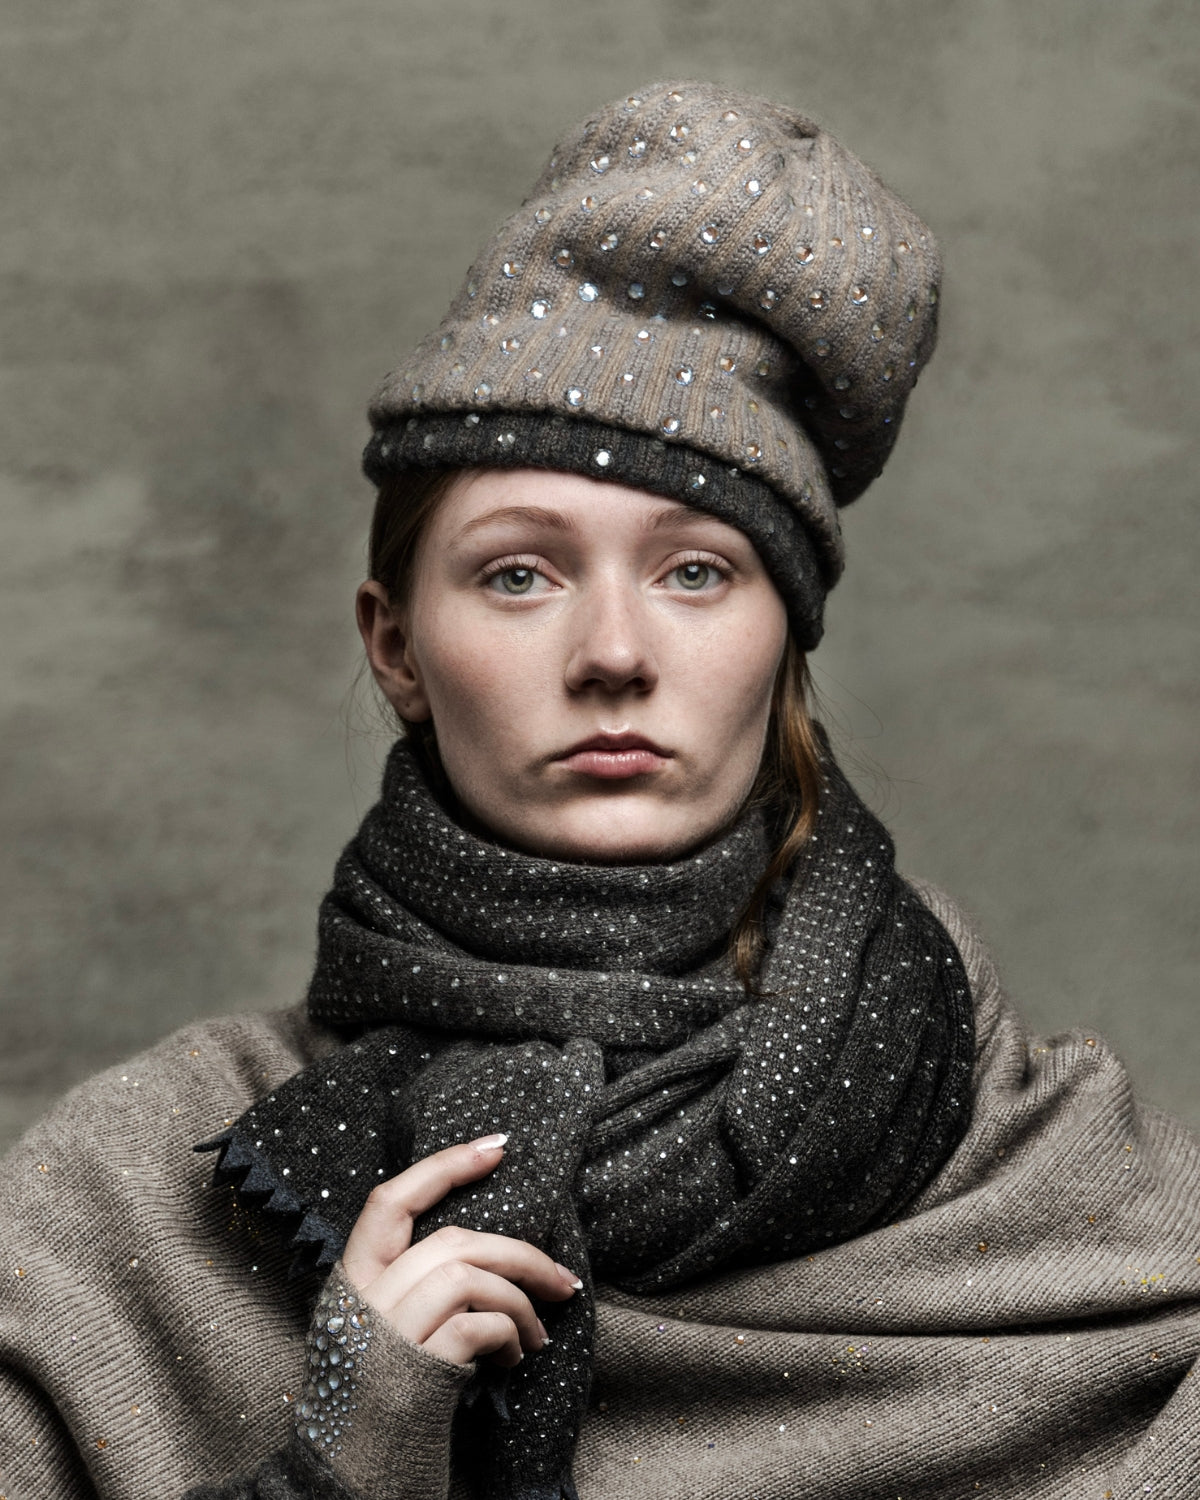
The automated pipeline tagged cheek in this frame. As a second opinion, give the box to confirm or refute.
[412,605,554,747]
[684,606,787,738]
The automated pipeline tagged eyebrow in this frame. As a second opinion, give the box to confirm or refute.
[452,500,729,543]
[452,505,580,541]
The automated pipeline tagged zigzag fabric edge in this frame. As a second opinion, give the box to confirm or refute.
[195,1129,347,1275]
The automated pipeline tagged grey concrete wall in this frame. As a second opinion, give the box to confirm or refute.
[1,0,1196,1147]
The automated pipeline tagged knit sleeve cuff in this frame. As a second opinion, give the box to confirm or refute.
[293,1260,474,1500]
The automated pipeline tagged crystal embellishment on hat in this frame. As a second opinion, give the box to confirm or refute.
[367,76,947,643]
[565,387,585,407]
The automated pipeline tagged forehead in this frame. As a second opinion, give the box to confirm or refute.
[438,466,746,542]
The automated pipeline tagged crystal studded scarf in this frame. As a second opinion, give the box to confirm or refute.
[199,737,975,1500]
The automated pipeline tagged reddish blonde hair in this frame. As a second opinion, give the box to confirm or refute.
[366,469,823,987]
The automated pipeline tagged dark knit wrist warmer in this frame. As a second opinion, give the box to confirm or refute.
[364,411,830,647]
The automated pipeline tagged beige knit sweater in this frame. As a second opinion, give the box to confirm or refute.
[2,885,1198,1500]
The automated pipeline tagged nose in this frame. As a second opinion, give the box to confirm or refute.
[563,578,659,697]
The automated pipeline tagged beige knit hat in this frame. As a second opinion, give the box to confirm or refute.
[364,79,941,647]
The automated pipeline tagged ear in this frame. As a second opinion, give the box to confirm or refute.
[356,581,432,722]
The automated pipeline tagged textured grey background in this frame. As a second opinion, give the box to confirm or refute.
[1,1,1196,1148]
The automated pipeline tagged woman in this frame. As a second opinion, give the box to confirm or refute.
[1,79,1197,1500]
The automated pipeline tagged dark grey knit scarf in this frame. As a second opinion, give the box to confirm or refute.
[200,737,974,1500]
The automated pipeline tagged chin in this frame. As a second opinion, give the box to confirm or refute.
[508,801,712,866]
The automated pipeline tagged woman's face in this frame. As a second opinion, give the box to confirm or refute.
[358,468,789,862]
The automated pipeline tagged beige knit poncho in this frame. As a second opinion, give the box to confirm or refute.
[1,885,1198,1499]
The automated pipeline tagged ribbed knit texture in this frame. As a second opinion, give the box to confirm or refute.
[365,79,942,648]
[199,738,971,1498]
[2,890,1198,1499]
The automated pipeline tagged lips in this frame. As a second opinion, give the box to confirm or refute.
[564,731,668,756]
[555,731,672,780]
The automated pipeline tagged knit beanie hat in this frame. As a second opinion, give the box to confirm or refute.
[363,80,941,648]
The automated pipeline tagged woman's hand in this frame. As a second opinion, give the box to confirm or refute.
[341,1134,582,1369]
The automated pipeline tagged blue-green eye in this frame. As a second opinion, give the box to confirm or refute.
[674,562,713,590]
[495,567,536,594]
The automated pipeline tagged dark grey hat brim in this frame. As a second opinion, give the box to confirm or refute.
[364,411,829,649]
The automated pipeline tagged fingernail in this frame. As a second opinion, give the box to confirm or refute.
[536,1319,549,1346]
[470,1133,509,1153]
[555,1262,584,1290]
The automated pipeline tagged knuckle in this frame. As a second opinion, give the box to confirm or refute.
[365,1181,404,1213]
[481,1311,518,1343]
[432,1224,475,1255]
[435,1259,474,1295]
[445,1310,485,1343]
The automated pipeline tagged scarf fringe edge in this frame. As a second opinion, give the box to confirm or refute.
[195,1129,345,1276]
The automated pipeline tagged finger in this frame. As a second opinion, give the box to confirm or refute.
[423,1310,525,1369]
[385,1262,548,1354]
[367,1222,582,1312]
[342,1134,509,1288]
